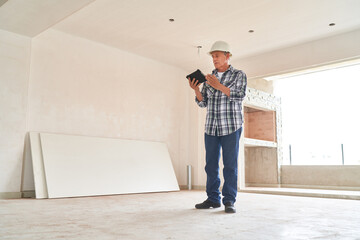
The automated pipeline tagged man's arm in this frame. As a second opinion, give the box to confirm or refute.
[205,74,230,96]
[206,73,246,101]
[228,72,247,102]
[218,85,230,97]
[194,88,203,102]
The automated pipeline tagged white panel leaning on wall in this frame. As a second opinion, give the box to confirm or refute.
[22,132,179,199]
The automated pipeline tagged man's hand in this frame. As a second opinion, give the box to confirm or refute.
[188,78,203,101]
[205,74,230,97]
[205,74,222,90]
[188,78,201,91]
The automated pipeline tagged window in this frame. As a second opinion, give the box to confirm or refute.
[273,63,360,165]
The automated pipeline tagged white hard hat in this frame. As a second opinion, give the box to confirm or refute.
[209,41,232,56]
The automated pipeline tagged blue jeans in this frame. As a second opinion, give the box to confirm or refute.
[204,128,241,204]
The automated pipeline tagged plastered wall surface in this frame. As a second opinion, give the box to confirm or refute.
[247,78,273,94]
[233,28,360,80]
[281,166,360,187]
[28,29,194,187]
[0,26,201,194]
[0,29,31,193]
[245,147,278,184]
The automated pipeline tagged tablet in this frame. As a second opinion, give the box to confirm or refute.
[186,69,207,86]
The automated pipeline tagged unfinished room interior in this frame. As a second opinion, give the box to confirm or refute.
[1,0,360,239]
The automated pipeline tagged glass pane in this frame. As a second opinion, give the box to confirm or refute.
[274,63,360,165]
[290,143,342,165]
[342,142,360,165]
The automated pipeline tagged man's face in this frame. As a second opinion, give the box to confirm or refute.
[211,51,229,70]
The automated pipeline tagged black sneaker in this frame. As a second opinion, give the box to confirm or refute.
[224,202,236,213]
[195,199,221,209]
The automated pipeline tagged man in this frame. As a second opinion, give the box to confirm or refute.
[188,41,247,213]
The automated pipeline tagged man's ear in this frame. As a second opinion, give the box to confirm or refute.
[226,53,230,60]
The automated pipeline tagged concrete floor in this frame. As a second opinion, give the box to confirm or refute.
[1,190,360,240]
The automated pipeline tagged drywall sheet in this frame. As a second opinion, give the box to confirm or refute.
[21,133,35,192]
[40,133,179,198]
[29,132,48,199]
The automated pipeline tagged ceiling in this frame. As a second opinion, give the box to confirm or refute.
[1,0,360,72]
[0,0,95,37]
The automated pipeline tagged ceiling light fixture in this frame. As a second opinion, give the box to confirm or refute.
[197,46,202,55]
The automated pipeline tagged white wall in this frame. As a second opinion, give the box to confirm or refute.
[0,28,199,194]
[27,28,196,188]
[281,166,360,188]
[234,28,360,80]
[0,29,31,193]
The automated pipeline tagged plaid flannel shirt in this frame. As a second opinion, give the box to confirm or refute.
[195,65,247,136]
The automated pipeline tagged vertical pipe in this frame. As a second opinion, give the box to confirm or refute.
[341,143,344,165]
[289,144,292,165]
[187,165,192,190]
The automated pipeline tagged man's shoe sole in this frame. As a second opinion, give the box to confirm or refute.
[225,206,236,213]
[195,204,221,209]
[195,201,221,209]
